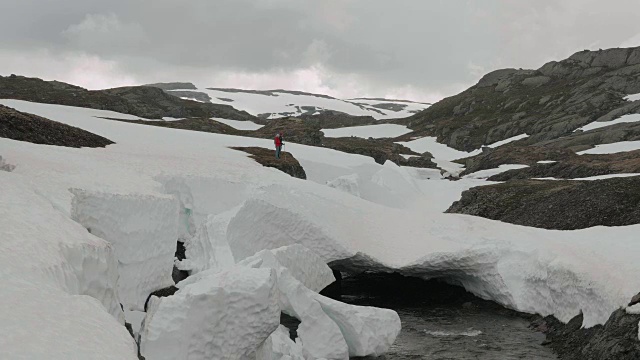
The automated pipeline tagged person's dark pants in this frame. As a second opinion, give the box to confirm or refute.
[275,146,282,159]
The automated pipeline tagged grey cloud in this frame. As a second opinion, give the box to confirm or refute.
[1,0,640,101]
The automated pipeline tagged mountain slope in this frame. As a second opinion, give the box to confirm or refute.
[401,47,640,152]
[0,75,256,120]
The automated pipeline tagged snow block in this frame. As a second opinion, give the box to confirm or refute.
[326,174,360,197]
[271,244,336,293]
[71,189,180,310]
[313,294,401,357]
[226,197,355,263]
[178,210,238,275]
[240,247,399,359]
[139,267,280,360]
[255,325,305,360]
[1,172,135,358]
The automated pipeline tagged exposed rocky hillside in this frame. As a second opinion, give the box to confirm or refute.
[0,104,113,148]
[489,150,640,181]
[401,47,640,152]
[446,177,640,230]
[0,75,256,120]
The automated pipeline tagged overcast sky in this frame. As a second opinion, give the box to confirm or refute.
[1,0,639,102]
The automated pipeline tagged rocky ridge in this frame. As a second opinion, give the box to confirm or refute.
[0,75,256,121]
[0,104,113,148]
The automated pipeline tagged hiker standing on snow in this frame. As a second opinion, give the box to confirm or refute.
[274,131,284,159]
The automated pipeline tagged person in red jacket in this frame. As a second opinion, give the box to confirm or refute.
[274,131,284,159]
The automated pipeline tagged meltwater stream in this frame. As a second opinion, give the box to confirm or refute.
[339,273,558,360]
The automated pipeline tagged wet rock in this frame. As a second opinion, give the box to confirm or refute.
[541,310,640,360]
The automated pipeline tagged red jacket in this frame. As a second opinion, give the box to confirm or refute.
[274,135,282,147]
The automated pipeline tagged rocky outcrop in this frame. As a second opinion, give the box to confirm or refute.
[144,82,197,91]
[299,111,378,129]
[535,310,640,360]
[0,104,114,148]
[231,147,307,179]
[0,75,256,120]
[401,46,640,152]
[446,177,640,230]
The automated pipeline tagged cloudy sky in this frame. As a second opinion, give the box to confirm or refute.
[1,0,639,102]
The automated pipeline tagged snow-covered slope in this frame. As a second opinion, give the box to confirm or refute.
[2,98,639,358]
[165,87,430,120]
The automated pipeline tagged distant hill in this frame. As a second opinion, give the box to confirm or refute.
[145,83,430,120]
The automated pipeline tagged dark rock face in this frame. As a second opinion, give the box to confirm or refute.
[446,177,640,230]
[0,75,256,121]
[231,147,307,179]
[489,150,640,181]
[402,46,640,152]
[299,111,378,129]
[537,310,640,360]
[0,104,114,148]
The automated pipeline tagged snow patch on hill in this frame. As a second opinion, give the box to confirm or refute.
[167,87,430,120]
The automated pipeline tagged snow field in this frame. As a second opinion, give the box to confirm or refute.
[213,117,264,130]
[625,93,640,102]
[576,113,640,132]
[463,164,529,179]
[2,99,640,359]
[577,140,640,155]
[170,88,429,119]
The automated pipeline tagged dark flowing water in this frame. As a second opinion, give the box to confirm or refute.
[339,273,558,360]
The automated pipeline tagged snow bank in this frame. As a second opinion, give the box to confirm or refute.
[213,117,264,130]
[326,173,361,197]
[534,173,640,181]
[576,113,640,132]
[577,140,640,155]
[139,267,280,360]
[463,164,529,179]
[397,136,480,160]
[71,190,180,311]
[624,93,640,102]
[321,124,412,139]
[487,133,529,148]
